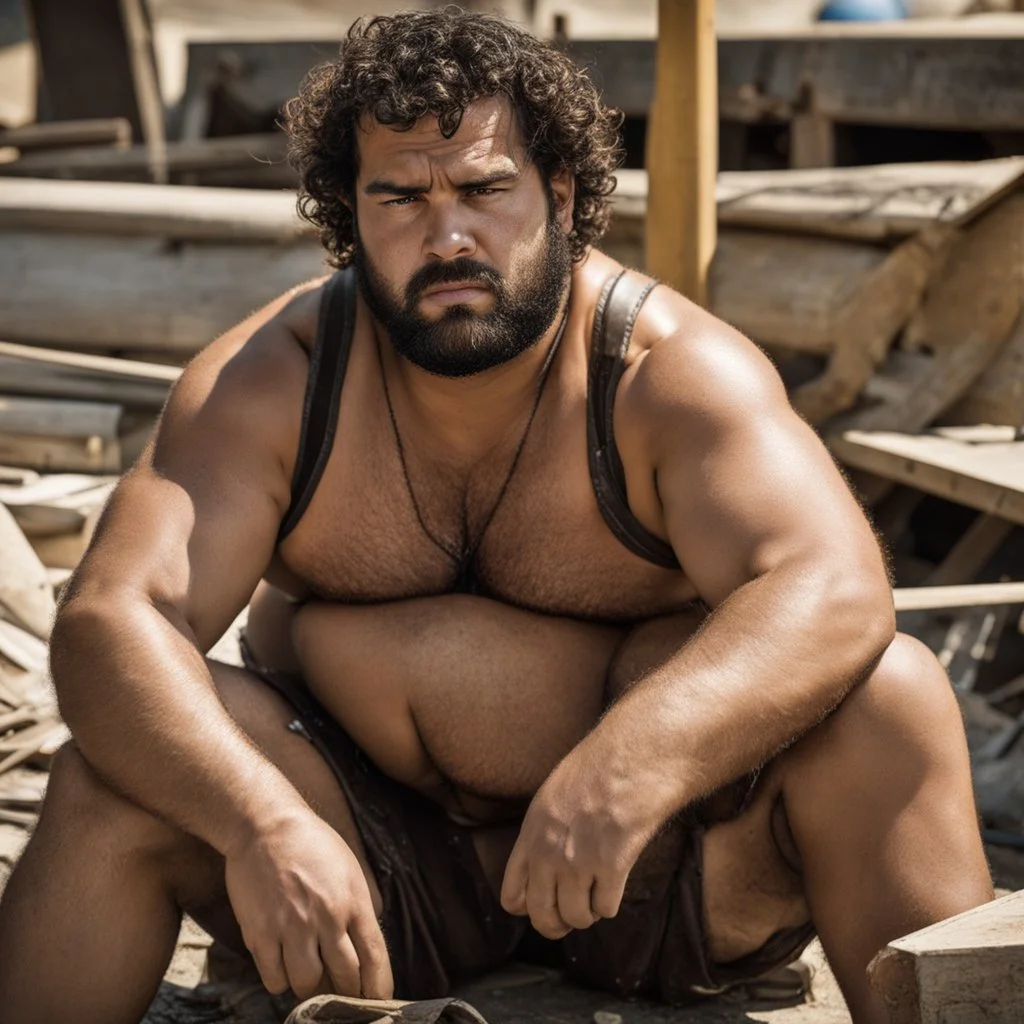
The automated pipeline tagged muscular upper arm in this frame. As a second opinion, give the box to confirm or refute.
[66,303,311,651]
[620,296,890,610]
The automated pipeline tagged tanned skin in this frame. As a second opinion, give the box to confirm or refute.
[0,98,992,1024]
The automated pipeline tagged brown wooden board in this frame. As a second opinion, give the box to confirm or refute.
[569,36,1024,129]
[829,193,1024,437]
[710,229,888,355]
[25,0,152,140]
[0,132,287,182]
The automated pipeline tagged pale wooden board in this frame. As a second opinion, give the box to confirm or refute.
[0,177,310,242]
[832,429,1024,525]
[611,158,1024,241]
[893,582,1024,612]
[714,158,1024,241]
[0,231,327,352]
[870,890,1024,1024]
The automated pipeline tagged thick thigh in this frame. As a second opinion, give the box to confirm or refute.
[777,632,991,1021]
[292,595,624,809]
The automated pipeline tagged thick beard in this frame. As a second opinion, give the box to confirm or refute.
[354,215,571,378]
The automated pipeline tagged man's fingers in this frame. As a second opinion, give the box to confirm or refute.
[350,914,395,999]
[250,941,289,996]
[590,870,628,921]
[525,866,572,940]
[499,839,529,916]
[282,933,326,1000]
[556,875,600,931]
[321,932,361,997]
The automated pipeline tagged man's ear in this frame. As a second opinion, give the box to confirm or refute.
[548,167,575,234]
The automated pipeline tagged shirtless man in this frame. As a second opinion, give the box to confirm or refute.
[0,11,992,1024]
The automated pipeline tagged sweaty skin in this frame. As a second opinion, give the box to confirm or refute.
[0,98,992,1024]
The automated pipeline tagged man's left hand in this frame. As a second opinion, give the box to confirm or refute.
[499,753,652,938]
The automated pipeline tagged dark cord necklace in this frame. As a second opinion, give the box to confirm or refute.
[378,300,570,591]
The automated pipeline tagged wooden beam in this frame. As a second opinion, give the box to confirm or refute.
[832,429,1024,527]
[924,514,1015,588]
[0,133,287,181]
[869,890,1024,1024]
[894,582,1024,612]
[644,0,717,306]
[117,0,167,184]
[0,178,309,242]
[0,119,131,152]
[24,0,151,141]
[0,230,326,353]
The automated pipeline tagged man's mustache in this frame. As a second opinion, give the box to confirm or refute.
[405,259,503,305]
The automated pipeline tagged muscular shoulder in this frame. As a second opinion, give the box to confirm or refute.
[144,279,326,503]
[616,282,793,463]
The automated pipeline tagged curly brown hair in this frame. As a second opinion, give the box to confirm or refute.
[283,7,624,268]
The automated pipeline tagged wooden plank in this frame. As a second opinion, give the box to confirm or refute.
[894,583,1024,612]
[831,193,1024,436]
[0,118,131,152]
[567,36,1024,130]
[869,890,1024,1024]
[0,231,326,353]
[0,358,170,409]
[25,0,147,139]
[0,178,310,241]
[924,514,1016,587]
[0,397,120,440]
[644,0,717,306]
[0,341,180,383]
[714,158,1024,241]
[0,133,287,181]
[711,229,887,354]
[0,340,179,409]
[831,430,1024,526]
[0,434,120,474]
[0,503,54,641]
[789,112,834,170]
[118,0,167,184]
[790,227,950,425]
[950,301,1024,429]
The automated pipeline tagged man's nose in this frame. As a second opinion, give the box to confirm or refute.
[423,202,476,261]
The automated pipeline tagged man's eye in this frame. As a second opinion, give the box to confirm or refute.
[467,187,499,197]
[384,195,420,207]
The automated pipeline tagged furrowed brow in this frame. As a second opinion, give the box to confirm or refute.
[456,168,520,190]
[363,179,429,197]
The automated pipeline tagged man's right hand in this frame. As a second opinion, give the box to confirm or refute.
[224,812,393,1001]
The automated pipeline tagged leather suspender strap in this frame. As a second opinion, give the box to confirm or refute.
[277,266,357,542]
[587,271,681,570]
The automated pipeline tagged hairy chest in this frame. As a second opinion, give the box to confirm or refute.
[276,394,697,623]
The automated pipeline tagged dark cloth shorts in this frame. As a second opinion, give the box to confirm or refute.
[239,638,815,1003]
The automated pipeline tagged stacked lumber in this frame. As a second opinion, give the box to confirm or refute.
[0,494,68,889]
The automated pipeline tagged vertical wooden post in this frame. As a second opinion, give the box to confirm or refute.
[644,0,717,307]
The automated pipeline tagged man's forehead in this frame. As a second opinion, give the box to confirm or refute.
[356,96,525,181]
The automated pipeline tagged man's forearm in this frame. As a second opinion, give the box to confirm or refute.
[51,595,310,856]
[579,563,895,828]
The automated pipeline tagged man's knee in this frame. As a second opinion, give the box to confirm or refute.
[846,632,962,747]
[44,742,187,863]
[789,632,967,787]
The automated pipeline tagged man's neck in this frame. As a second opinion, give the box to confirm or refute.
[373,301,569,465]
